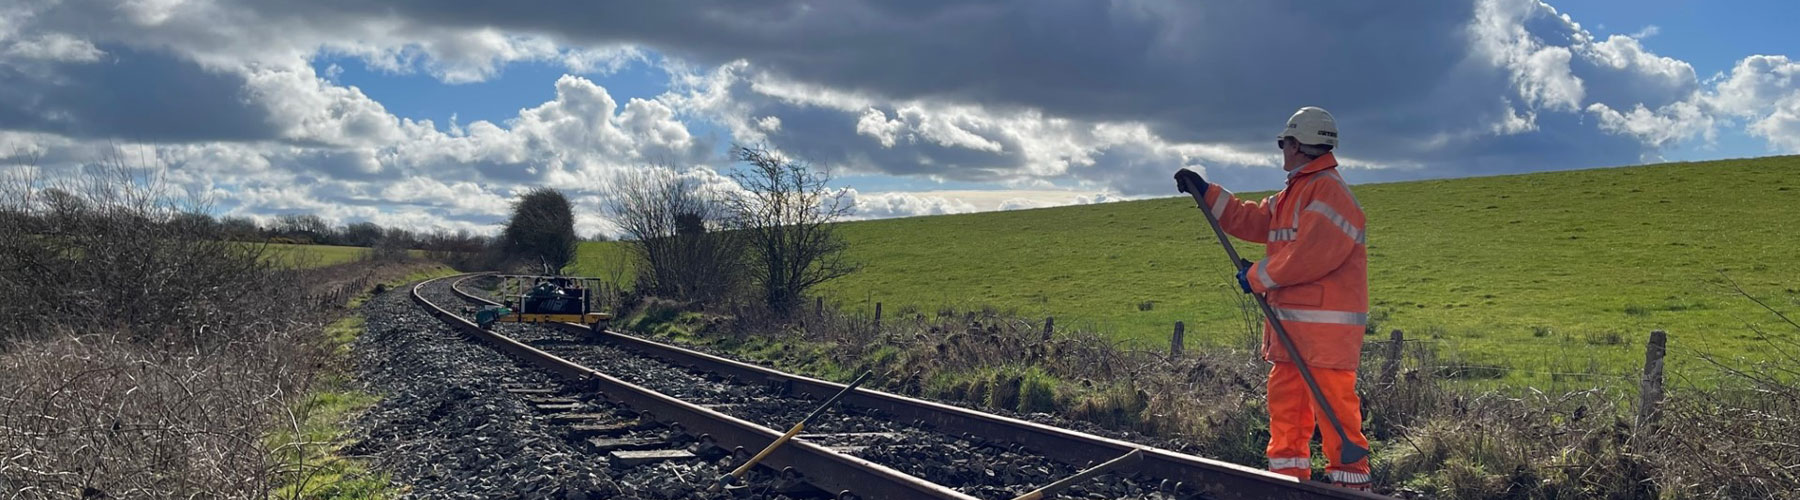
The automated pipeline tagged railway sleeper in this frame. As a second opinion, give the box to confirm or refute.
[568,419,659,437]
[501,385,559,396]
[585,435,671,452]
[608,449,696,467]
[534,402,586,412]
[525,396,580,405]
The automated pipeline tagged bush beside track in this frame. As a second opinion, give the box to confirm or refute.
[0,174,460,499]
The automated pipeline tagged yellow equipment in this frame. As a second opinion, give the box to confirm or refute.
[480,274,614,333]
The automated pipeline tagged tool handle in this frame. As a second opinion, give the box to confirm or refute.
[725,371,875,482]
[731,422,805,479]
[1009,448,1145,500]
[1183,187,1368,465]
[801,371,872,425]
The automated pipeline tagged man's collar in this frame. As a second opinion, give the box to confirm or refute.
[1286,153,1338,181]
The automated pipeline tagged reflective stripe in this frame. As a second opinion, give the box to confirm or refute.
[1304,200,1366,245]
[1271,307,1368,325]
[1269,457,1311,470]
[1328,470,1371,484]
[1267,228,1297,241]
[1255,259,1278,290]
[1325,170,1363,209]
[1209,188,1230,219]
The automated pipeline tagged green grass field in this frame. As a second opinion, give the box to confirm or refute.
[567,241,637,286]
[263,243,371,268]
[261,244,432,269]
[572,156,1800,386]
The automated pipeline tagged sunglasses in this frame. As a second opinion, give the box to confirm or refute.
[1276,138,1288,150]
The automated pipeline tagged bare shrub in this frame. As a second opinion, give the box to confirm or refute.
[0,161,306,346]
[726,145,857,317]
[0,330,312,499]
[606,165,742,305]
[1652,275,1800,498]
[0,154,338,499]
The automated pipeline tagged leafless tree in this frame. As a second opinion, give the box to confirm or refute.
[725,145,858,317]
[606,165,742,304]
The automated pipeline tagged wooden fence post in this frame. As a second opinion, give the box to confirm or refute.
[874,302,882,330]
[1638,330,1667,427]
[1381,329,1404,387]
[1170,321,1185,358]
[1042,316,1055,341]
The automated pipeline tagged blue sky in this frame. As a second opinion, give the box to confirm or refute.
[2,0,1797,235]
[1553,0,1798,77]
[1550,0,1799,163]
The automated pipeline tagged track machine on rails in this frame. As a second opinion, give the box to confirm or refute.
[474,273,613,334]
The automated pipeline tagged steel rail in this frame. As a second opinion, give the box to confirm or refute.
[446,273,1392,500]
[412,276,975,500]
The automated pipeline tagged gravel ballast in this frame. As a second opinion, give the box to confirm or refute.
[422,276,1183,500]
[350,281,802,499]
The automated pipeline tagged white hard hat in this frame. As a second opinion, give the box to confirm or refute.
[1276,106,1338,147]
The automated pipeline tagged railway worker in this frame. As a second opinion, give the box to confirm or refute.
[1172,106,1372,491]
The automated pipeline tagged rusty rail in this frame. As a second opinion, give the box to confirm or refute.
[413,276,974,500]
[445,273,1392,500]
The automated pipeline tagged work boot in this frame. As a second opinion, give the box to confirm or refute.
[1332,480,1372,492]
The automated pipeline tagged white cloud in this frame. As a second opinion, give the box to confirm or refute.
[1586,99,1715,152]
[845,189,978,219]
[1471,0,1585,113]
[1749,98,1800,152]
[1706,55,1800,152]
[1583,34,1694,90]
[846,189,1125,219]
[1709,55,1800,116]
[377,177,510,215]
[855,108,904,148]
[4,33,103,62]
[243,63,409,148]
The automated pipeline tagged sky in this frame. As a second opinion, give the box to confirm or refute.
[1,0,1797,237]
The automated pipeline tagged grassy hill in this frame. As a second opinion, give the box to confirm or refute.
[573,156,1800,386]
[264,243,371,268]
[261,243,429,269]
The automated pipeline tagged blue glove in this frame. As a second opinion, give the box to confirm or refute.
[1174,167,1208,194]
[1235,260,1255,294]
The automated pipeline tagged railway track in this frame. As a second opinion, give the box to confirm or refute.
[410,274,1388,500]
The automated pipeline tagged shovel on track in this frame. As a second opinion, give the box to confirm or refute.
[711,370,874,492]
[1179,179,1369,466]
[1009,448,1144,500]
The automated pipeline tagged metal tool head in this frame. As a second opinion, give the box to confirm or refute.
[708,473,737,492]
[1340,444,1369,466]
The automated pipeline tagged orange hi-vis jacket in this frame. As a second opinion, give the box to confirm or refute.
[1202,153,1368,371]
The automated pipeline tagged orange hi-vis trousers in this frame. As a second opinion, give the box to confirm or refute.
[1266,362,1370,485]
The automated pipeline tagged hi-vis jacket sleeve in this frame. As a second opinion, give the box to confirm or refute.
[1201,184,1271,244]
[1248,186,1364,293]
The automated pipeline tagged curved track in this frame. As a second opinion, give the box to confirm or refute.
[411,274,1389,500]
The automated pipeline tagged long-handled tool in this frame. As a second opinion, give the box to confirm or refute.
[711,370,874,491]
[1179,178,1369,465]
[1009,448,1144,500]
